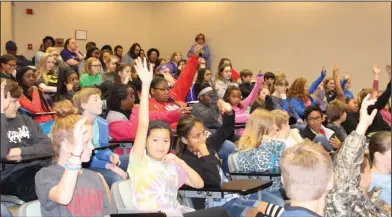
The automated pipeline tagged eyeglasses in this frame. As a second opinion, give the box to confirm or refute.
[197,37,204,40]
[5,63,16,68]
[153,87,170,92]
[52,54,59,57]
[307,116,322,123]
[91,65,102,68]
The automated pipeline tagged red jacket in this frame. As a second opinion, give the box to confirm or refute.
[19,89,53,123]
[108,106,180,140]
[232,69,240,81]
[149,55,198,128]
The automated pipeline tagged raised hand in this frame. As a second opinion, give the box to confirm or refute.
[134,57,153,84]
[110,154,121,166]
[72,117,88,156]
[192,45,203,57]
[179,107,192,117]
[386,64,391,78]
[1,80,11,113]
[321,66,327,77]
[333,64,340,78]
[356,94,378,135]
[344,72,350,80]
[219,102,232,114]
[373,64,381,74]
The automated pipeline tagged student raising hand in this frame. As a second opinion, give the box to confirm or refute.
[356,94,378,135]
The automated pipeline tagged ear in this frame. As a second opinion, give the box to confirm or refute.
[374,151,382,162]
[180,137,189,145]
[150,88,156,96]
[326,171,334,191]
[81,102,88,111]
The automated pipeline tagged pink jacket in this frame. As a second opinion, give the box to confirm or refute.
[107,106,180,140]
[232,75,264,124]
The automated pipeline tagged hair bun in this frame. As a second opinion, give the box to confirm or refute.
[53,100,77,118]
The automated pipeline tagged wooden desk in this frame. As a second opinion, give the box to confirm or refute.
[0,153,53,164]
[179,179,272,207]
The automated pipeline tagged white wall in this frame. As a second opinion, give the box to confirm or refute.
[11,2,392,92]
[1,2,12,55]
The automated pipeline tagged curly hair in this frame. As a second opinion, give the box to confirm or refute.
[287,77,309,102]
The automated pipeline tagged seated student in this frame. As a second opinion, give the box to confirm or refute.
[78,46,101,75]
[5,40,33,69]
[217,58,240,82]
[79,57,103,88]
[239,69,255,98]
[287,69,326,118]
[0,79,53,202]
[35,102,111,217]
[280,139,334,217]
[214,63,238,99]
[72,88,128,187]
[176,105,285,216]
[265,77,302,123]
[250,87,270,114]
[60,38,84,73]
[0,54,17,80]
[101,55,119,80]
[149,46,202,128]
[325,94,391,217]
[372,64,391,127]
[229,109,289,204]
[185,67,211,103]
[106,82,181,141]
[191,85,222,129]
[301,105,341,151]
[326,100,348,142]
[263,71,275,93]
[155,64,177,88]
[35,53,58,93]
[222,73,263,124]
[34,36,55,67]
[16,66,54,123]
[115,62,139,103]
[55,66,80,102]
[368,131,391,206]
[341,72,354,99]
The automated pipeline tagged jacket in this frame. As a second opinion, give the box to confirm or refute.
[325,131,391,217]
[107,107,180,140]
[19,89,54,123]
[239,82,255,99]
[88,116,114,169]
[215,80,238,99]
[289,72,326,118]
[266,95,301,121]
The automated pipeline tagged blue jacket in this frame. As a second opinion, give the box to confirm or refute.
[187,44,211,69]
[289,72,326,118]
[340,79,354,99]
[89,116,113,169]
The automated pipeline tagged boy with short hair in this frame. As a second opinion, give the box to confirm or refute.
[326,100,348,142]
[239,69,254,98]
[280,139,334,217]
[264,71,275,92]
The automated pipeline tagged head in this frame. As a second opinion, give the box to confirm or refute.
[264,72,275,86]
[42,36,55,51]
[36,53,55,85]
[218,58,233,70]
[147,48,160,63]
[369,131,391,173]
[215,63,232,82]
[157,58,166,66]
[104,55,119,73]
[344,77,352,89]
[72,88,103,116]
[345,98,358,112]
[85,47,101,60]
[198,58,207,70]
[198,85,213,106]
[5,41,17,55]
[195,33,205,45]
[272,110,291,139]
[64,38,77,51]
[240,69,253,83]
[1,78,22,118]
[99,50,112,69]
[85,41,96,51]
[116,62,133,81]
[170,52,182,63]
[176,115,207,155]
[146,120,173,160]
[57,67,79,95]
[16,67,36,88]
[326,100,347,123]
[323,77,335,92]
[107,83,135,112]
[139,49,145,58]
[150,76,170,103]
[114,45,123,57]
[304,105,324,132]
[129,43,141,59]
[195,68,211,85]
[274,71,287,80]
[101,45,113,53]
[281,140,334,201]
[85,57,102,76]
[287,77,309,101]
[51,100,94,162]
[177,60,187,73]
[45,47,60,61]
[223,85,242,107]
[357,88,378,109]
[0,54,16,75]
[237,109,277,151]
[273,77,289,95]
[257,87,270,102]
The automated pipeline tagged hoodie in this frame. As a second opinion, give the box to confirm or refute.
[107,106,180,140]
[1,114,53,181]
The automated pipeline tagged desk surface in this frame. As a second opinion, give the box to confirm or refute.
[0,153,53,164]
[180,179,272,195]
[96,143,122,150]
[230,169,281,177]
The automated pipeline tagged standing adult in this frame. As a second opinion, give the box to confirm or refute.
[187,33,211,69]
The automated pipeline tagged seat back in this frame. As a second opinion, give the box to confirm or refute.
[17,200,41,217]
[111,179,134,214]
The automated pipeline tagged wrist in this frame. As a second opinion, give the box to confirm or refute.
[356,123,368,135]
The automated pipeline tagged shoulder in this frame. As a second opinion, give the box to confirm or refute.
[36,164,62,180]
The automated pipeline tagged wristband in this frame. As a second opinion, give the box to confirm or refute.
[257,74,264,78]
[64,161,81,171]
